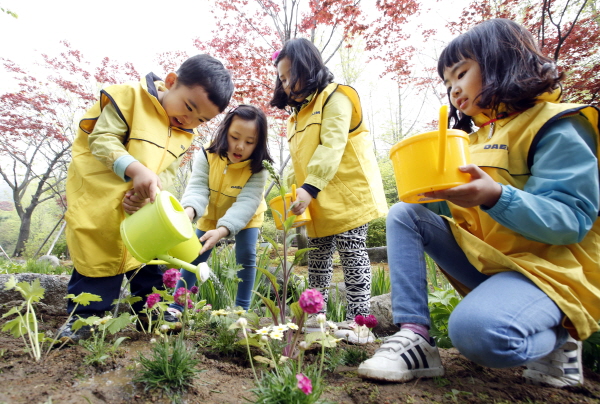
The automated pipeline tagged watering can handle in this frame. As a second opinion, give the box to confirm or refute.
[291,184,296,201]
[439,105,448,173]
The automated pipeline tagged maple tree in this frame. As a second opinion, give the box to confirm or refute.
[0,42,139,256]
[448,0,599,105]
[191,0,424,167]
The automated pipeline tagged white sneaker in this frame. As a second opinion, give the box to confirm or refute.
[358,329,444,382]
[523,336,584,388]
[334,321,375,344]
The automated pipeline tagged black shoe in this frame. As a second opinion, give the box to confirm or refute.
[137,312,182,333]
[56,315,93,344]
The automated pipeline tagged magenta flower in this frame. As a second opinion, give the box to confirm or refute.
[298,289,324,314]
[146,293,161,309]
[296,373,312,395]
[163,268,181,288]
[190,285,199,294]
[365,314,378,329]
[354,314,366,327]
[173,287,188,306]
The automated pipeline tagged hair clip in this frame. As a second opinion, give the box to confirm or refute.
[271,50,280,62]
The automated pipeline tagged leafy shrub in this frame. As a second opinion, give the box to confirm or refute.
[366,217,386,248]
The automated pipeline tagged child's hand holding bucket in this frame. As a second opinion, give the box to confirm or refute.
[422,164,503,208]
[291,186,312,215]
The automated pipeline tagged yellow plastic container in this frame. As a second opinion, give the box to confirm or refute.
[390,105,471,203]
[120,191,194,263]
[269,184,312,230]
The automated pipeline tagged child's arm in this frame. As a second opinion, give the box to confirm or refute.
[429,115,599,245]
[89,101,161,208]
[180,149,210,222]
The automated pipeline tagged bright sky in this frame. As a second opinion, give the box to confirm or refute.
[0,0,215,82]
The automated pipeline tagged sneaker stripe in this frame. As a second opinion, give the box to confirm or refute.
[567,357,578,363]
[407,347,420,368]
[564,368,580,375]
[400,353,413,370]
[415,344,430,368]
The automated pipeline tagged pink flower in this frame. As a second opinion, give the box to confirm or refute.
[298,289,324,314]
[271,50,280,62]
[365,314,378,329]
[174,287,192,308]
[163,268,181,288]
[190,285,199,294]
[296,373,312,395]
[354,314,366,327]
[146,293,161,309]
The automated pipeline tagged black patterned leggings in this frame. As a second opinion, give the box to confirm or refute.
[307,224,371,320]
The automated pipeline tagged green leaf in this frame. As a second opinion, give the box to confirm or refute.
[2,317,27,338]
[112,336,129,349]
[16,278,45,303]
[256,266,279,290]
[70,292,103,306]
[2,306,21,318]
[106,313,134,334]
[253,291,280,321]
[3,276,17,291]
[112,295,142,306]
[290,302,304,323]
[243,311,260,329]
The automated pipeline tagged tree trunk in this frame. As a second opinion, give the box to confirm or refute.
[13,211,33,257]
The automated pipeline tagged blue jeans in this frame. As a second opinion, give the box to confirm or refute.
[387,202,569,368]
[170,227,259,311]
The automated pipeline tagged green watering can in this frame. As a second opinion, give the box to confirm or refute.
[120,191,209,283]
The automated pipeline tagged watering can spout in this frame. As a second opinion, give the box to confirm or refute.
[155,255,211,283]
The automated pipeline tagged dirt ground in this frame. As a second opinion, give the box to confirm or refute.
[1,305,600,404]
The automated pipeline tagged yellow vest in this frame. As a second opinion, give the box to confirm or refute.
[446,95,600,340]
[65,77,196,277]
[287,83,388,237]
[196,147,266,231]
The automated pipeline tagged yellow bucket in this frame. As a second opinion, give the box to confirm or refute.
[269,184,312,230]
[390,105,471,203]
[120,191,194,263]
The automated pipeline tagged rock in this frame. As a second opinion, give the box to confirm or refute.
[369,293,397,337]
[0,273,70,314]
[366,246,387,263]
[38,255,60,267]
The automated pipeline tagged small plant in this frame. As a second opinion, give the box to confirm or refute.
[2,276,102,361]
[343,346,369,366]
[251,361,325,404]
[134,333,204,401]
[203,309,247,357]
[325,284,346,323]
[583,327,600,372]
[428,286,461,348]
[77,314,130,366]
[371,266,390,296]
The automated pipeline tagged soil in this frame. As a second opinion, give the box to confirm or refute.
[1,306,600,404]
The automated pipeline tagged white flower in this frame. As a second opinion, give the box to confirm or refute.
[260,335,269,344]
[273,324,288,333]
[237,317,248,328]
[286,322,298,330]
[233,309,246,316]
[160,324,170,332]
[298,341,308,350]
[150,338,157,344]
[256,327,271,335]
[316,313,327,325]
[326,321,338,331]
[269,331,284,340]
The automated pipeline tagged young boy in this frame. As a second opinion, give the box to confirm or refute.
[58,54,234,342]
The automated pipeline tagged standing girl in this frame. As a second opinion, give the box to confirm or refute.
[359,18,599,387]
[169,104,273,313]
[270,38,388,343]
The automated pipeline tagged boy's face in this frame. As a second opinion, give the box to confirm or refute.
[443,58,491,118]
[160,72,220,130]
[227,115,258,163]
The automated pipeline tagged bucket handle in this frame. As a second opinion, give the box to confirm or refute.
[291,184,297,201]
[438,105,448,173]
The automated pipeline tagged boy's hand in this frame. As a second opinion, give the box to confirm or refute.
[184,207,196,222]
[125,162,162,202]
[199,227,229,255]
[424,164,502,208]
[123,189,150,214]
[291,187,312,215]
